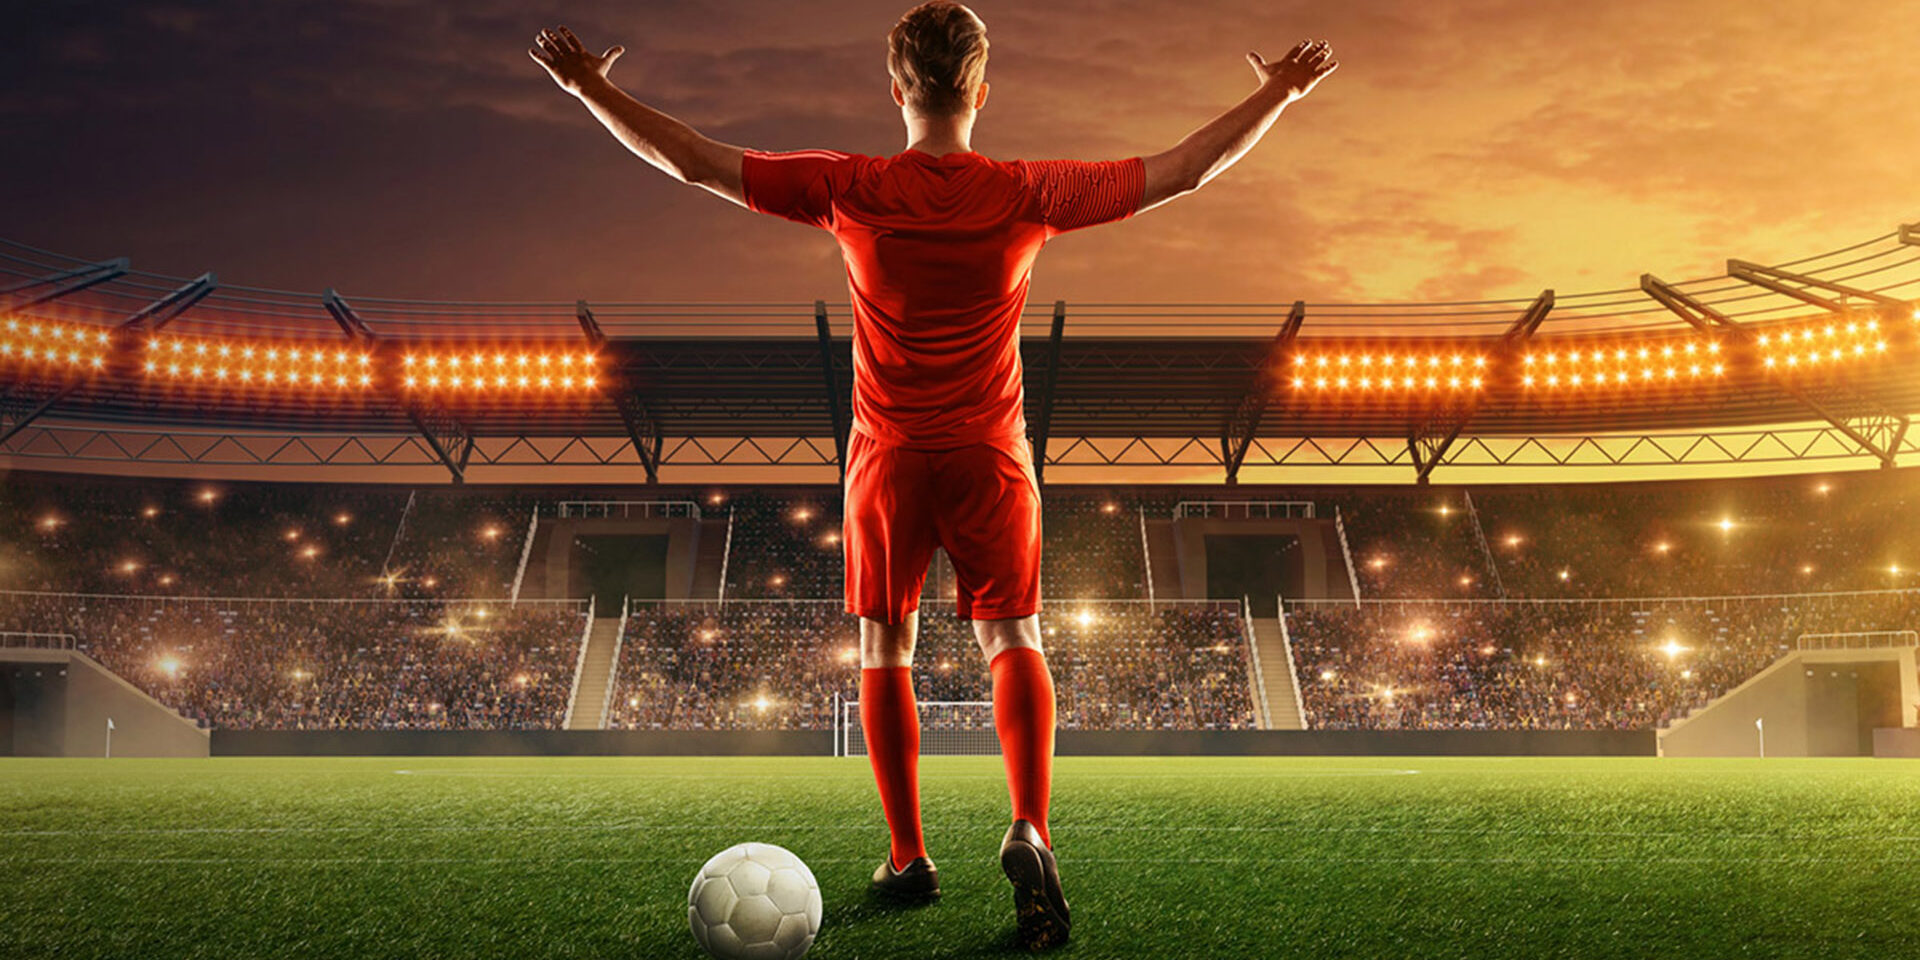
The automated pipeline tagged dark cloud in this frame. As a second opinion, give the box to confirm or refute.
[5,0,1915,307]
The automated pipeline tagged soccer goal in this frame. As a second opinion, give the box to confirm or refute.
[836,700,997,757]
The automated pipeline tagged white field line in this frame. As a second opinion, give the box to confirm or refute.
[384,768,1424,781]
[2,855,1912,867]
[7,823,1920,843]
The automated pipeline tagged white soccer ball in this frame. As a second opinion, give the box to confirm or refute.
[687,842,823,960]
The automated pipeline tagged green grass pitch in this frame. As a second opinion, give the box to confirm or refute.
[4,756,1919,958]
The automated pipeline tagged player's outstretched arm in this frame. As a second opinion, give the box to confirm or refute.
[1138,39,1337,214]
[530,25,748,208]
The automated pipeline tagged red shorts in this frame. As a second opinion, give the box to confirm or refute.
[843,429,1042,623]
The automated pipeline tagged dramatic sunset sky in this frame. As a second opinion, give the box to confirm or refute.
[7,0,1917,306]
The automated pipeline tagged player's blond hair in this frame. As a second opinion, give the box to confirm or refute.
[887,1,989,116]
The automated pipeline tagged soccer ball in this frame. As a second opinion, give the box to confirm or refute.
[687,842,823,960]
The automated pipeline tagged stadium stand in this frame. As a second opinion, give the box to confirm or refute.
[717,491,843,599]
[380,490,543,599]
[10,471,1918,603]
[1287,591,1920,730]
[0,473,403,597]
[607,601,1254,731]
[0,593,588,729]
[6,467,1919,733]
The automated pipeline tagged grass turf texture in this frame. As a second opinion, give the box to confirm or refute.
[3,757,1919,959]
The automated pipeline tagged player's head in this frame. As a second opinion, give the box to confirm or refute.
[887,1,990,118]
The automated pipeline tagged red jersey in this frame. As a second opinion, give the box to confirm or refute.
[741,148,1144,449]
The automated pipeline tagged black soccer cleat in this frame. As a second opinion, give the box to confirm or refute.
[870,854,941,903]
[999,819,1070,949]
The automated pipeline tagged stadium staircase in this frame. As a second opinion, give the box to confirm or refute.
[688,517,730,600]
[1142,519,1183,601]
[1249,617,1308,730]
[516,521,557,599]
[564,617,624,730]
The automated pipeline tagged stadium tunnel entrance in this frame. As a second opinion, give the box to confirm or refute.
[1203,535,1305,618]
[568,535,669,611]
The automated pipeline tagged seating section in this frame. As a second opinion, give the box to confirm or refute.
[0,593,587,729]
[1287,592,1920,729]
[6,466,1919,731]
[607,602,1254,731]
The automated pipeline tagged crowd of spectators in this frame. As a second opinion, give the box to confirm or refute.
[1335,491,1490,598]
[1336,469,1920,600]
[718,492,843,599]
[379,490,541,599]
[1288,590,1920,730]
[6,466,1917,734]
[0,472,403,596]
[7,469,1917,604]
[0,593,587,729]
[1472,471,1919,598]
[607,601,1254,731]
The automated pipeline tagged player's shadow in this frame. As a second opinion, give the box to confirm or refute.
[827,894,1066,956]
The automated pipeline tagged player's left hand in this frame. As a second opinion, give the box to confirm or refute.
[530,25,624,95]
[1248,39,1338,102]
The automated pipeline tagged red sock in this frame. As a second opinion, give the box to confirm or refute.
[861,667,925,869]
[990,646,1055,848]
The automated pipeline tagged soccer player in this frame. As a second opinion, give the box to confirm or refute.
[532,5,1335,948]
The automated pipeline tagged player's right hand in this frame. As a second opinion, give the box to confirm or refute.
[1247,39,1337,101]
[530,25,625,96]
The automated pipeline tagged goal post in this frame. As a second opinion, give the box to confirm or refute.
[836,700,997,757]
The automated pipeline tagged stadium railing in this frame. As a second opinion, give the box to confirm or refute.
[555,500,702,520]
[560,594,598,729]
[1282,586,1920,610]
[1174,500,1316,520]
[1333,506,1361,606]
[1796,630,1920,651]
[1273,594,1309,726]
[1239,596,1270,729]
[0,589,592,608]
[0,631,78,650]
[600,594,632,730]
[509,504,539,604]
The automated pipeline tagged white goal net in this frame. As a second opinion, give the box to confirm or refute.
[837,700,997,757]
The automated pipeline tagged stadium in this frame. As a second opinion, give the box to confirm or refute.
[9,3,1920,957]
[7,222,1920,955]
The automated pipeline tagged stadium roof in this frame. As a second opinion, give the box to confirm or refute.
[3,227,1917,485]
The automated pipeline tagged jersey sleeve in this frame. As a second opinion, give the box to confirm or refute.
[1020,157,1146,237]
[740,149,853,230]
